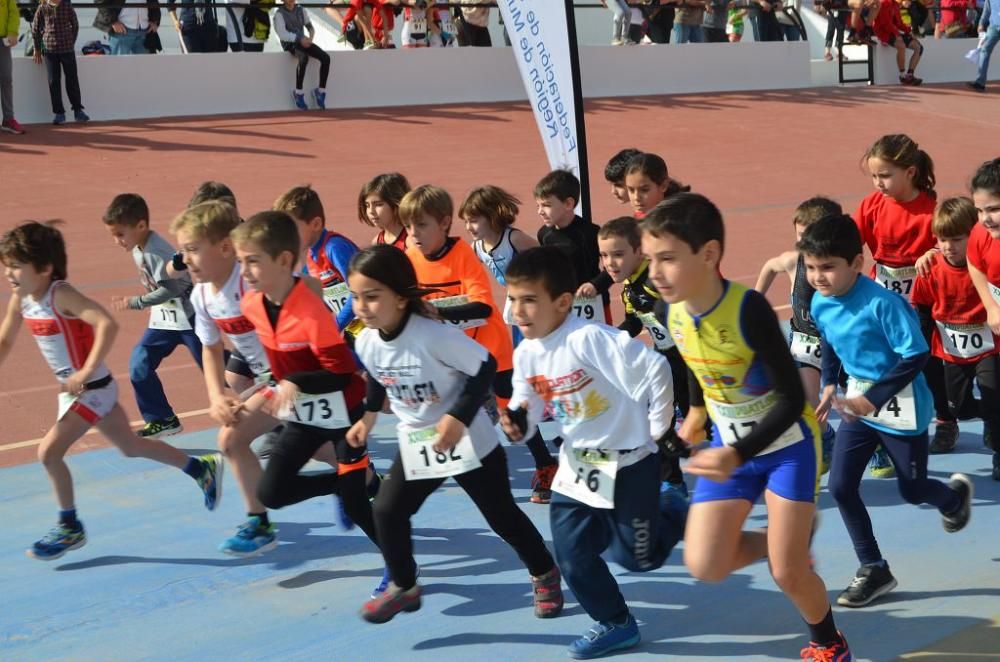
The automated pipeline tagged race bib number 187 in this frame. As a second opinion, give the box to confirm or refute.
[875,263,917,299]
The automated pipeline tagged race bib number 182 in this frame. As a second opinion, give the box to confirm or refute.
[398,425,481,480]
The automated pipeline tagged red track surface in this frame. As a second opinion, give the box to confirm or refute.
[2,84,998,466]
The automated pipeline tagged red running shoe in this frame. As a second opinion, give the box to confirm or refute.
[800,631,854,661]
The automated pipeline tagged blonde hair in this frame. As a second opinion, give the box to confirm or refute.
[170,201,240,243]
[399,185,454,228]
[458,185,520,234]
[932,197,977,239]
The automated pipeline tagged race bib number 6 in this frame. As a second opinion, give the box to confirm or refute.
[398,425,481,480]
[552,448,619,509]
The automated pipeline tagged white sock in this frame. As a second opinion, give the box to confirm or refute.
[295,88,304,95]
[317,88,326,94]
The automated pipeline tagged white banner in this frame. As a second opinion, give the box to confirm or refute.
[499,0,582,187]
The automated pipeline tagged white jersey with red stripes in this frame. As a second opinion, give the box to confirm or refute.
[191,263,271,378]
[21,280,111,384]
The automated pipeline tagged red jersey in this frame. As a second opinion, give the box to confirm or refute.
[407,239,514,372]
[240,279,364,408]
[375,227,408,251]
[967,223,1000,297]
[873,0,909,43]
[911,253,998,363]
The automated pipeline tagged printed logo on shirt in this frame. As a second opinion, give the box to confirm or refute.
[527,369,610,425]
[277,341,309,351]
[372,364,421,385]
[387,381,441,407]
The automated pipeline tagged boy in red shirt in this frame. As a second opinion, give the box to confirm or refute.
[912,198,1000,479]
[873,0,924,85]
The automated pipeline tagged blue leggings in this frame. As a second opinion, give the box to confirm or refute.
[828,418,961,565]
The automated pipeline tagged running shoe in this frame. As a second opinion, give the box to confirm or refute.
[371,564,417,599]
[53,113,66,125]
[800,630,854,661]
[929,419,959,454]
[138,415,183,438]
[0,118,25,134]
[530,464,558,504]
[334,495,354,531]
[568,614,641,659]
[360,583,422,623]
[531,566,564,618]
[219,516,277,557]
[27,522,86,560]
[292,91,308,110]
[868,446,895,479]
[74,110,90,123]
[837,563,897,608]
[941,473,973,533]
[197,453,224,511]
[312,88,326,110]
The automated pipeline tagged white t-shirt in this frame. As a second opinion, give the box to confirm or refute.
[355,314,498,460]
[511,315,673,459]
[191,263,270,378]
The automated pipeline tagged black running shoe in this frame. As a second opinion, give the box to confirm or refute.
[992,454,1000,482]
[942,473,973,533]
[837,563,897,608]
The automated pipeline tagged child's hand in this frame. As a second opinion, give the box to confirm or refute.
[268,379,299,418]
[112,21,126,34]
[915,248,937,277]
[62,373,88,397]
[209,394,242,427]
[685,445,741,482]
[576,283,597,298]
[678,406,709,445]
[346,419,371,448]
[816,384,836,425]
[110,296,131,312]
[433,414,465,452]
[301,36,312,48]
[499,403,528,442]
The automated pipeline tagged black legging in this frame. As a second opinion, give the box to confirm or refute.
[824,10,848,48]
[373,445,555,590]
[290,43,331,89]
[257,419,378,544]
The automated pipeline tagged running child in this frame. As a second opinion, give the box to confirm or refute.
[604,147,643,206]
[346,244,563,623]
[274,184,360,333]
[623,152,691,220]
[230,211,386,585]
[401,185,560,503]
[594,216,690,498]
[855,134,951,473]
[533,169,611,324]
[755,196,842,474]
[802,213,973,609]
[103,193,202,439]
[358,172,411,250]
[1,221,222,561]
[911,197,1000,478]
[499,246,687,659]
[643,194,851,661]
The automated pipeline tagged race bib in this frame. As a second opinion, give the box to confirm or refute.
[279,391,350,429]
[936,321,995,359]
[431,295,486,330]
[322,281,350,317]
[790,331,822,369]
[398,425,481,480]
[410,16,427,34]
[989,282,1000,307]
[149,299,192,331]
[707,393,804,452]
[570,295,601,322]
[637,311,674,350]
[552,448,619,509]
[845,378,917,431]
[875,263,917,299]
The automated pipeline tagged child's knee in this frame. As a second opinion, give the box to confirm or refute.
[770,561,812,594]
[128,346,151,382]
[896,478,925,505]
[684,549,728,583]
[37,439,65,467]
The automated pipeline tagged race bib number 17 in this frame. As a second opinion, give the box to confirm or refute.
[149,299,192,331]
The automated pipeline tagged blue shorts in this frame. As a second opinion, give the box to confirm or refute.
[691,429,819,504]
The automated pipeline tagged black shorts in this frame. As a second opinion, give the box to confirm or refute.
[885,32,915,48]
[226,348,254,379]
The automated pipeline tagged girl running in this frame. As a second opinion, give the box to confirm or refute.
[346,245,563,624]
[358,172,411,250]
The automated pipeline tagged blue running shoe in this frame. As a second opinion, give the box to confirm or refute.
[74,110,90,123]
[568,615,641,659]
[27,522,86,560]
[292,91,308,110]
[197,453,224,511]
[312,88,326,110]
[820,425,836,475]
[52,113,66,125]
[335,495,355,531]
[219,516,278,557]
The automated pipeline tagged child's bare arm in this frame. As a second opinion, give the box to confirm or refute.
[0,296,23,369]
[754,251,797,294]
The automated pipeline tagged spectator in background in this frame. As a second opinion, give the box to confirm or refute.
[225,0,272,52]
[168,0,222,53]
[643,0,677,43]
[31,0,88,125]
[94,0,161,55]
[747,0,783,40]
[937,0,972,36]
[703,0,729,41]
[458,0,490,46]
[818,0,848,59]
[727,1,748,40]
[275,0,330,109]
[968,0,999,91]
[776,0,802,39]
[873,0,924,84]
[601,0,631,45]
[325,1,364,48]
[673,0,707,42]
[0,0,24,134]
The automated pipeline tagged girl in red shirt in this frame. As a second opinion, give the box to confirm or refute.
[358,172,411,250]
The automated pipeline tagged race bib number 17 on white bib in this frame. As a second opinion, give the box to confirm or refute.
[149,299,192,331]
